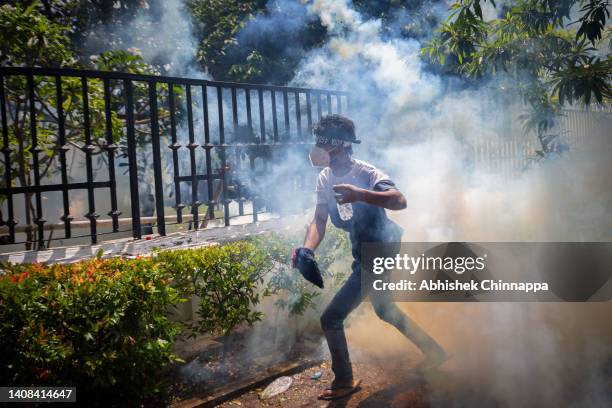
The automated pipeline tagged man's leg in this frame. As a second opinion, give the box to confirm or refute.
[320,264,363,385]
[370,289,447,368]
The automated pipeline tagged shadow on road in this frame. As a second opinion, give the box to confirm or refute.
[355,376,428,408]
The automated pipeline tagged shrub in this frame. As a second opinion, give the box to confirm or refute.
[0,257,184,405]
[155,241,273,338]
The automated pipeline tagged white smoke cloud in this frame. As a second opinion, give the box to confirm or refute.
[290,0,612,242]
[282,1,612,407]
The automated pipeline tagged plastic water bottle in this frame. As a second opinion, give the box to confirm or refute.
[337,202,353,221]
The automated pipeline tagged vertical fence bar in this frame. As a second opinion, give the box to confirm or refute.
[185,85,200,229]
[231,87,243,215]
[254,88,266,222]
[316,92,322,120]
[201,85,215,219]
[306,92,312,129]
[245,89,253,129]
[168,83,183,223]
[231,87,238,135]
[27,75,45,248]
[271,90,279,142]
[103,79,120,232]
[124,79,141,239]
[294,92,302,140]
[336,94,342,114]
[217,86,230,226]
[243,87,253,214]
[148,81,165,235]
[81,78,98,243]
[327,93,332,115]
[258,89,265,143]
[283,91,290,140]
[0,75,15,243]
[54,76,72,239]
[239,89,254,216]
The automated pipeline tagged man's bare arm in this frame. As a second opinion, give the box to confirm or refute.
[357,188,407,210]
[333,184,407,210]
[303,204,329,251]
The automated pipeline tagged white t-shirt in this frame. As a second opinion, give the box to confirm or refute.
[315,159,396,205]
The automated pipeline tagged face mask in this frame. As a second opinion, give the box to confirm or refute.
[309,146,332,167]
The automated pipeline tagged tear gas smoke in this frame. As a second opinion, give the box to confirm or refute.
[287,1,612,406]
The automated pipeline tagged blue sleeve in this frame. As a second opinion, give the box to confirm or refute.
[373,179,397,192]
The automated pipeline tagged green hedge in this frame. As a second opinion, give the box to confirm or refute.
[0,256,183,405]
[0,241,272,404]
[0,234,349,404]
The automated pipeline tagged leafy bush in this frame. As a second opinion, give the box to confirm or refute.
[154,241,273,337]
[0,257,183,405]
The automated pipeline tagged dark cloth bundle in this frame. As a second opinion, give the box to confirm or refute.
[292,247,324,288]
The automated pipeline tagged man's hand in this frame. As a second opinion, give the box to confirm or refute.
[332,184,365,204]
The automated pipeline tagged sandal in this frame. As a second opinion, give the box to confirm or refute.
[317,379,362,400]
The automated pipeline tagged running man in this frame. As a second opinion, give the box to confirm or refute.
[292,114,448,400]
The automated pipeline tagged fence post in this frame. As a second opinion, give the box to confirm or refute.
[0,76,15,244]
[27,75,46,249]
[124,79,141,239]
[148,81,165,236]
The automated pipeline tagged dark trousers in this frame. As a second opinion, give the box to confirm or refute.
[320,259,443,383]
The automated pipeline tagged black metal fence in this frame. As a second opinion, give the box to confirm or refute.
[0,67,348,250]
